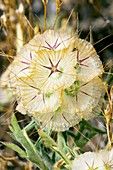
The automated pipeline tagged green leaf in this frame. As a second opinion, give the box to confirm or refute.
[23,120,36,132]
[1,142,27,158]
[8,114,48,170]
[38,129,71,166]
[57,132,66,149]
[38,129,57,148]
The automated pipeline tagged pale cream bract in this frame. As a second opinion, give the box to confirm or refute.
[9,29,104,131]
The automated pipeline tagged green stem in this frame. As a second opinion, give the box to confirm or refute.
[53,146,71,165]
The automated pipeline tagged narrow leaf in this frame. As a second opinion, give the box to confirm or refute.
[1,142,27,158]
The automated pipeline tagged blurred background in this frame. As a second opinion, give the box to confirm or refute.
[0,0,113,169]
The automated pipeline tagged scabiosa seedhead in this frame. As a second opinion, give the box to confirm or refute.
[10,30,74,89]
[72,149,113,170]
[9,29,104,131]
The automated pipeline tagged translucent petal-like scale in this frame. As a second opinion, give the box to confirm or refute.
[16,77,61,114]
[28,29,74,51]
[62,78,104,120]
[34,108,81,131]
[74,38,104,82]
